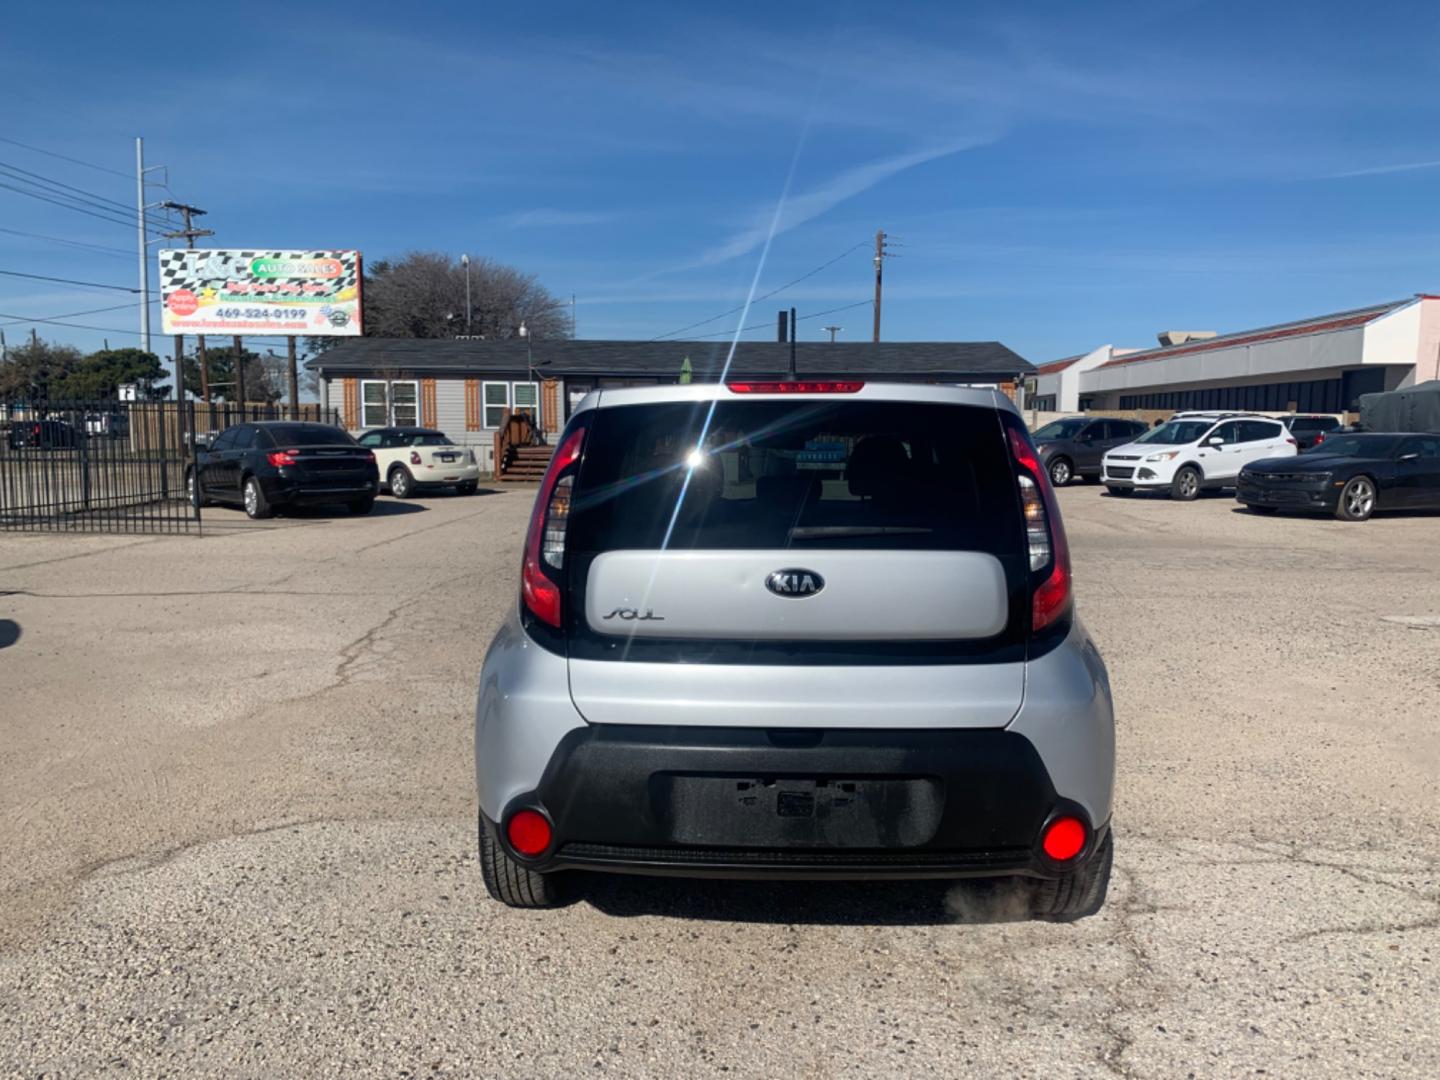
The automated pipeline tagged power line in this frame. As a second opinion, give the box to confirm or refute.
[0,225,132,259]
[0,178,171,236]
[0,134,131,179]
[0,309,152,336]
[0,158,134,214]
[650,241,870,341]
[0,301,146,328]
[0,267,140,292]
[680,300,875,341]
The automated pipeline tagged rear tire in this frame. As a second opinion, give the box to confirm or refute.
[479,816,560,908]
[456,480,479,496]
[347,497,375,516]
[1335,476,1375,521]
[242,476,273,519]
[388,466,414,499]
[1170,466,1201,502]
[1048,457,1073,487]
[1032,829,1113,922]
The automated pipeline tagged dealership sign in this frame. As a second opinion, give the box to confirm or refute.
[159,249,362,336]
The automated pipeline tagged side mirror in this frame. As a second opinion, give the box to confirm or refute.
[1206,436,1224,446]
[1397,452,1420,463]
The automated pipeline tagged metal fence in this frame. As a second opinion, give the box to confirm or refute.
[0,400,342,535]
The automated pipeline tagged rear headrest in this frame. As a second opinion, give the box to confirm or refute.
[847,436,910,498]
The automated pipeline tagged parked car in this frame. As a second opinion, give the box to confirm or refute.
[1102,411,1297,500]
[1237,432,1440,521]
[84,411,130,439]
[356,427,481,497]
[1280,413,1342,451]
[188,421,379,519]
[475,382,1116,920]
[1032,416,1150,486]
[7,419,80,450]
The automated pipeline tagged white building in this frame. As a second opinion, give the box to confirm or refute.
[1042,295,1440,415]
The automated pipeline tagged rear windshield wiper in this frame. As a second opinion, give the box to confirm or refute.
[787,525,934,540]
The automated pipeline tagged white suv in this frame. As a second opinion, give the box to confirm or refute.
[1102,412,1296,501]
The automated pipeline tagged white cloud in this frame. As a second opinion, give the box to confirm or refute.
[1319,159,1440,180]
[698,138,992,266]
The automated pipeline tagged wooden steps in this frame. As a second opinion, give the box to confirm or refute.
[498,444,554,482]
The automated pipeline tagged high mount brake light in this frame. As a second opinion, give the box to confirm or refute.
[521,425,588,628]
[726,381,864,394]
[267,449,299,467]
[1006,424,1072,633]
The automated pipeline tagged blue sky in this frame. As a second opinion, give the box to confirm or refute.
[2,0,1438,363]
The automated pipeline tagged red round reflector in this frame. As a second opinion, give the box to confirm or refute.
[506,809,553,857]
[1042,817,1087,861]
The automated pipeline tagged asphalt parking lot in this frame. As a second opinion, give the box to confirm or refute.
[1,485,1437,1077]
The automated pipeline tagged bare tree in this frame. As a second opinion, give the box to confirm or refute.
[353,252,571,341]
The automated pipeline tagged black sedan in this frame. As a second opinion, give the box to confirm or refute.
[1236,433,1440,521]
[188,421,379,519]
[7,419,81,450]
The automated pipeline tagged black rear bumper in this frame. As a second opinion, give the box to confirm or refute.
[490,725,1104,880]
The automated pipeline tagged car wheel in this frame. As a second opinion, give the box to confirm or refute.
[1335,476,1376,522]
[1170,466,1201,501]
[1247,505,1278,515]
[1047,457,1073,487]
[242,476,273,519]
[1105,485,1132,497]
[479,814,560,908]
[1031,829,1113,922]
[456,480,479,496]
[186,468,208,508]
[388,466,414,499]
[347,497,376,516]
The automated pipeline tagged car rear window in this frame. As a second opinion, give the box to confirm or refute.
[410,433,454,446]
[1289,417,1340,433]
[570,400,1024,558]
[262,424,355,447]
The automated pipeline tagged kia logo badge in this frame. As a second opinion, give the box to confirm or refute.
[765,568,825,598]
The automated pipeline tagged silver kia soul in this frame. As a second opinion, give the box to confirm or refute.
[475,381,1115,919]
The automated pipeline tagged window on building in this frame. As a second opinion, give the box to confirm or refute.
[360,379,420,428]
[512,381,540,420]
[483,382,510,428]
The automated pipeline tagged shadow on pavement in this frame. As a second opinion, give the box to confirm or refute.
[0,619,19,650]
[571,873,1037,926]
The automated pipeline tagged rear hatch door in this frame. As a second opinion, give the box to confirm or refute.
[564,395,1027,729]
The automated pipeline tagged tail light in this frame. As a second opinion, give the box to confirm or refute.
[727,381,864,394]
[1286,437,1297,446]
[409,450,422,465]
[267,449,299,467]
[1005,422,1072,633]
[363,450,376,462]
[1314,432,1325,446]
[1041,816,1087,862]
[521,424,588,628]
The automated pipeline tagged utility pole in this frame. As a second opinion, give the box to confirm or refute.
[872,228,884,342]
[788,307,797,381]
[233,335,246,409]
[162,201,214,403]
[461,253,472,335]
[823,325,842,343]
[136,138,151,354]
[287,336,299,419]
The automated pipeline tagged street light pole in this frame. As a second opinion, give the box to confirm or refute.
[461,253,472,335]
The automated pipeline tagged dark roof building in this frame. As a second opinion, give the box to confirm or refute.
[307,337,1031,383]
